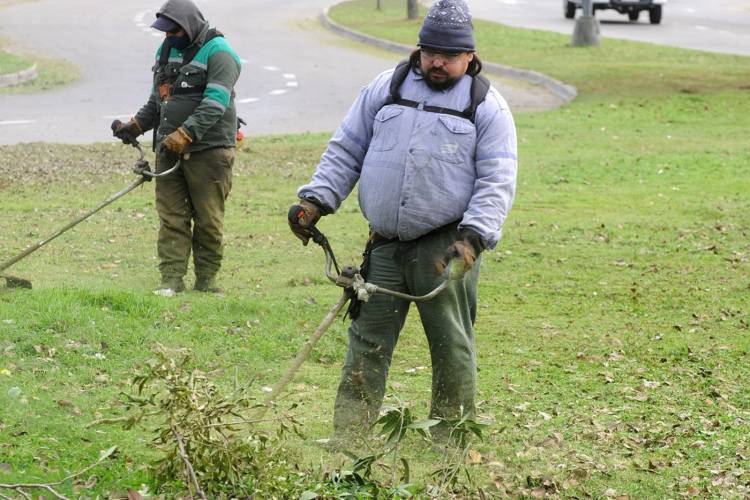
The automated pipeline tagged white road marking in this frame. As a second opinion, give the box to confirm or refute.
[695,25,708,31]
[134,10,149,23]
[0,120,34,125]
[262,65,280,72]
[237,98,259,104]
[240,58,250,64]
[286,81,298,88]
[269,89,287,95]
[282,73,296,79]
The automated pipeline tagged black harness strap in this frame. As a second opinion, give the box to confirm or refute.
[385,59,490,124]
[158,37,174,67]
[181,28,223,66]
[155,28,225,98]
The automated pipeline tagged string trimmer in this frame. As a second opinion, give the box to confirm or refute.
[1,125,182,289]
[263,211,459,407]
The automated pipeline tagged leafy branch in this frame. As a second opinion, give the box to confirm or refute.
[100,344,302,498]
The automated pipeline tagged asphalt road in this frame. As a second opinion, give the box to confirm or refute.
[470,0,750,56]
[0,0,557,145]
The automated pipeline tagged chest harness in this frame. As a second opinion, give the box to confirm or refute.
[156,28,224,101]
[385,59,491,124]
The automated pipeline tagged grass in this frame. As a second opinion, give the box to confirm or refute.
[330,0,750,100]
[1,1,750,497]
[0,0,82,95]
[0,31,80,94]
[0,48,29,75]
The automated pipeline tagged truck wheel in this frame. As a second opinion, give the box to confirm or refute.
[564,0,575,19]
[649,5,662,24]
[628,10,639,22]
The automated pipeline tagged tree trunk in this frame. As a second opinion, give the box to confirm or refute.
[407,0,419,20]
[376,0,381,10]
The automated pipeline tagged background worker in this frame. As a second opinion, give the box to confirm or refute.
[113,0,241,295]
[289,0,518,440]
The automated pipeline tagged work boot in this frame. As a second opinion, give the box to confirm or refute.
[193,276,221,293]
[154,276,185,297]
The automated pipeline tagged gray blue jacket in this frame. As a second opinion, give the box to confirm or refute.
[298,66,517,249]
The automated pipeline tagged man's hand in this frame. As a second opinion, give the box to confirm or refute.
[163,126,193,154]
[111,118,142,145]
[287,199,322,245]
[439,229,486,278]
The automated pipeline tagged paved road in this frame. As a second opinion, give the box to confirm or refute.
[470,0,750,56]
[0,0,557,145]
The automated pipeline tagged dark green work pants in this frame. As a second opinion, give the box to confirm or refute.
[155,147,234,282]
[333,226,480,434]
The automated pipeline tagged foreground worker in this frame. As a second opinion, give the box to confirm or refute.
[113,0,241,295]
[289,0,517,441]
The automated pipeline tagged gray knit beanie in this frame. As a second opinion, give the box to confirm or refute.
[418,0,475,53]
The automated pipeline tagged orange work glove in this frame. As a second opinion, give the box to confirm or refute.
[163,126,193,154]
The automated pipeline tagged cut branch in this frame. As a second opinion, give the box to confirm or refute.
[0,446,117,500]
[170,424,207,500]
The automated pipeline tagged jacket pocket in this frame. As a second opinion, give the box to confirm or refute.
[432,114,476,164]
[369,106,404,152]
[176,65,208,93]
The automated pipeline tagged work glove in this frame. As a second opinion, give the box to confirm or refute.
[439,228,486,279]
[288,199,322,246]
[111,118,142,145]
[163,126,193,154]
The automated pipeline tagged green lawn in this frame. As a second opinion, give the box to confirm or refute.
[1,2,749,497]
[0,31,79,94]
[0,48,29,74]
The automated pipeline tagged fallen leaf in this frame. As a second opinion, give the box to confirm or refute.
[127,487,144,500]
[466,449,482,465]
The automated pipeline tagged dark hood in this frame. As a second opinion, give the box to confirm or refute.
[157,0,208,43]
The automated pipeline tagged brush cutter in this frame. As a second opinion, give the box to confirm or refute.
[1,134,182,289]
[264,218,458,406]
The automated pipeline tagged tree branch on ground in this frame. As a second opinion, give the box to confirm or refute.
[0,446,117,500]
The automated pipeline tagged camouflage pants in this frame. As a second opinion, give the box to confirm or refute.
[333,225,480,435]
[154,147,234,282]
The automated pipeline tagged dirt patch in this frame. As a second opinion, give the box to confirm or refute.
[0,143,145,186]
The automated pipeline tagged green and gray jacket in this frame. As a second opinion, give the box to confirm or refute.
[135,0,241,152]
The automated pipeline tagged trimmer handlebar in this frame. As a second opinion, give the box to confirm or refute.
[110,121,183,180]
[311,227,455,303]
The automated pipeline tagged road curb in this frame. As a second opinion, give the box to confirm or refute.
[319,6,577,104]
[0,64,37,88]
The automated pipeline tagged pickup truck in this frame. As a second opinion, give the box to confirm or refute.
[564,0,666,24]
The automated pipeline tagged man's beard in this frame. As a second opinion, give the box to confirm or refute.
[423,68,460,91]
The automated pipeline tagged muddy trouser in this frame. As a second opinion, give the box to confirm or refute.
[154,147,234,282]
[333,225,481,435]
